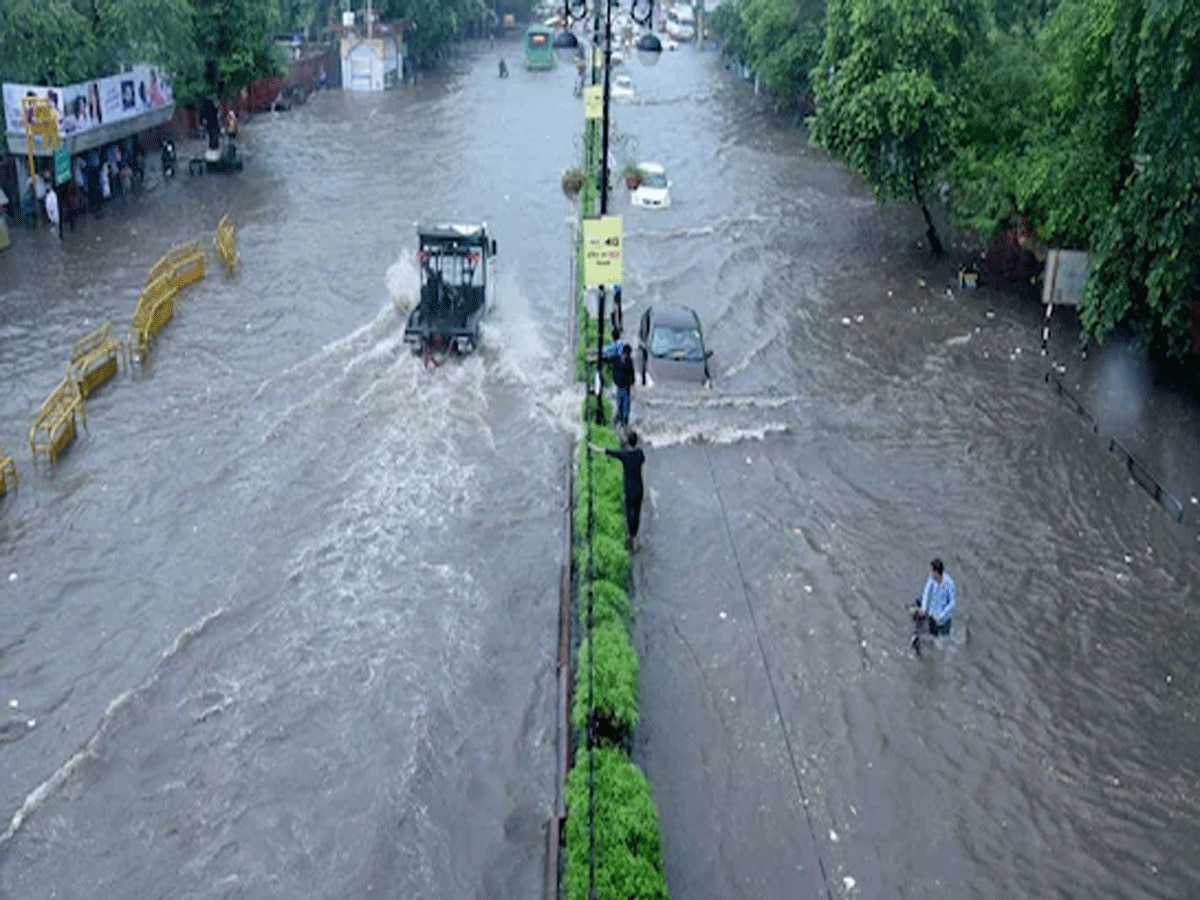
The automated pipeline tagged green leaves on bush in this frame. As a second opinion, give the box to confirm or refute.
[572,620,640,743]
[591,533,631,586]
[565,748,668,900]
[580,579,633,629]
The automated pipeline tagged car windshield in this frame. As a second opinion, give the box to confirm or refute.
[642,171,667,188]
[650,325,703,360]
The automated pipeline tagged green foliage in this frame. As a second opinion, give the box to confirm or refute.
[572,620,640,741]
[592,533,631,586]
[579,579,633,629]
[1076,0,1200,357]
[564,748,668,900]
[812,0,988,210]
[708,0,826,101]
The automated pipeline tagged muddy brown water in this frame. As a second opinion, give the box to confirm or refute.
[1,38,1198,900]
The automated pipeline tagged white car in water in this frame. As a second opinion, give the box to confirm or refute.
[631,162,671,209]
[610,73,635,101]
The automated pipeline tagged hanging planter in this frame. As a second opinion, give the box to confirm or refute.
[622,163,643,190]
[561,167,586,198]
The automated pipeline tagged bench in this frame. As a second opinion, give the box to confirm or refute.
[0,447,16,497]
[213,214,240,272]
[146,240,206,290]
[128,274,179,354]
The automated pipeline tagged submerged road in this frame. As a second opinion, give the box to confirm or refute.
[1,35,1198,900]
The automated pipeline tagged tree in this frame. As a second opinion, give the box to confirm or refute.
[181,0,286,102]
[0,0,96,84]
[1079,0,1200,358]
[812,0,990,256]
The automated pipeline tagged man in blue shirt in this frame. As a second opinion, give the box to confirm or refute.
[915,558,956,637]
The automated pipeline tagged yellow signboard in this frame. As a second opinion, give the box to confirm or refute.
[582,216,623,287]
[584,85,603,121]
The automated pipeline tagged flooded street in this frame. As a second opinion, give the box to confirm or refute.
[2,36,1199,900]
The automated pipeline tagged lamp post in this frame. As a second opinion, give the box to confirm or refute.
[555,0,661,424]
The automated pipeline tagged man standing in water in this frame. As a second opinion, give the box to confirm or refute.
[915,558,956,636]
[590,431,645,552]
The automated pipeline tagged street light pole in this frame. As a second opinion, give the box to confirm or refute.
[593,0,614,424]
[554,0,661,426]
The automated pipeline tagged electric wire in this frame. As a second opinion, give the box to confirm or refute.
[702,443,836,900]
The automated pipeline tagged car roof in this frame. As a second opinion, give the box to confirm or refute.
[638,162,665,174]
[648,304,700,328]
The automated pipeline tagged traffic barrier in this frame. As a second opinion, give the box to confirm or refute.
[0,446,16,496]
[127,273,179,354]
[146,239,206,289]
[67,321,123,398]
[213,215,240,272]
[29,376,87,463]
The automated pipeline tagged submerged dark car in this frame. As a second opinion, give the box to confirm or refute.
[636,304,712,387]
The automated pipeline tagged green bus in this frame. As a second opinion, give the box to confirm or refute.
[524,24,556,70]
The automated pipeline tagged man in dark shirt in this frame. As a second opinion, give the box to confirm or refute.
[589,431,646,552]
[602,341,636,428]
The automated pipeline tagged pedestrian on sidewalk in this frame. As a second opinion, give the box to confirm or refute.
[590,430,645,552]
[913,557,956,637]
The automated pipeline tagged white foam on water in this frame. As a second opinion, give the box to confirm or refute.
[643,420,790,448]
[0,606,229,848]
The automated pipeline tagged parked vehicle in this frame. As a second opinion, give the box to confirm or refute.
[631,161,671,209]
[665,5,696,41]
[611,73,635,101]
[636,304,712,387]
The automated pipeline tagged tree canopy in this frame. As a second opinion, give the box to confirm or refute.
[716,0,1200,358]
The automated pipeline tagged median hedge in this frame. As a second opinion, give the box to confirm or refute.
[564,747,668,900]
[571,618,640,744]
[563,114,670,898]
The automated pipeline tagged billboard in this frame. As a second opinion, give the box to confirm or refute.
[3,66,173,138]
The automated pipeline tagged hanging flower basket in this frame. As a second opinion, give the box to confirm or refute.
[622,163,643,190]
[561,167,586,198]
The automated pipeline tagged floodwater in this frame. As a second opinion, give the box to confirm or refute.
[0,36,1198,900]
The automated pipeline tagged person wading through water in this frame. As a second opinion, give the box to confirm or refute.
[912,557,956,641]
[590,431,645,552]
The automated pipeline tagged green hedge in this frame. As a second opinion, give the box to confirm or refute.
[564,747,668,900]
[572,619,640,743]
[579,578,633,629]
[564,108,670,900]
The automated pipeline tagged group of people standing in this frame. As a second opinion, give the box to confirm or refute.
[30,138,145,237]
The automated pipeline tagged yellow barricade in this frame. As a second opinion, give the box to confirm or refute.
[68,320,123,398]
[29,376,87,464]
[146,240,206,289]
[128,273,179,354]
[0,446,16,497]
[213,215,240,272]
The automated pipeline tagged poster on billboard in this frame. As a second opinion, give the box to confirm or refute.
[3,66,173,138]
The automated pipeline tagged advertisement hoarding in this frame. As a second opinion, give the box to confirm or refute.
[3,66,173,139]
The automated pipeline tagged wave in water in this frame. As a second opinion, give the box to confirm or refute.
[0,606,229,848]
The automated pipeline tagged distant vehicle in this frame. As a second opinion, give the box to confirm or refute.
[524,24,556,70]
[611,72,635,101]
[662,36,679,51]
[631,162,671,209]
[636,304,712,387]
[665,5,696,41]
[404,223,498,359]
